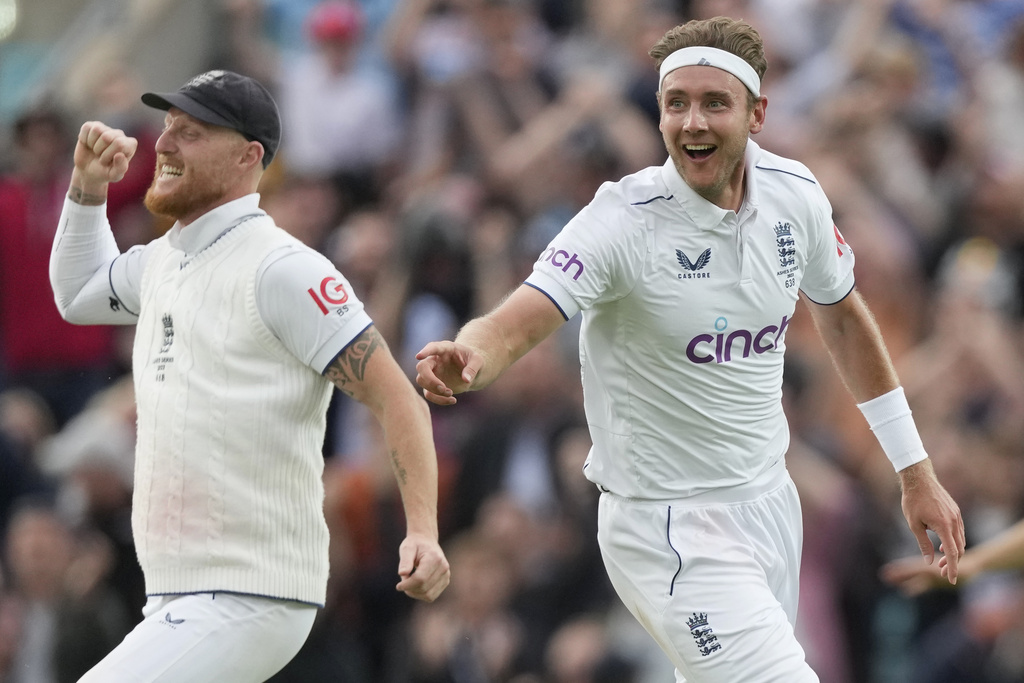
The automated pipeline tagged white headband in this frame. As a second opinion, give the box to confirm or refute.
[659,46,761,97]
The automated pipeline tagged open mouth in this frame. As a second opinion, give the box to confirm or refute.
[684,144,716,160]
[158,164,184,179]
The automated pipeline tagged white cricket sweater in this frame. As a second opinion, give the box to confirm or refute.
[132,216,332,606]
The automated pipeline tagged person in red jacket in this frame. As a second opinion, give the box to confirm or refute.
[0,108,115,426]
[0,104,158,427]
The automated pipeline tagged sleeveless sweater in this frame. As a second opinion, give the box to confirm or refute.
[132,216,332,605]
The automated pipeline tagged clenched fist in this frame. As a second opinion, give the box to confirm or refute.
[70,122,138,202]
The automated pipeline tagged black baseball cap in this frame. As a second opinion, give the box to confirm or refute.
[141,70,281,168]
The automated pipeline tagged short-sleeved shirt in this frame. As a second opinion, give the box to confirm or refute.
[525,140,855,499]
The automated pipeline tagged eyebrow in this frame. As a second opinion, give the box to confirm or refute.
[663,88,736,100]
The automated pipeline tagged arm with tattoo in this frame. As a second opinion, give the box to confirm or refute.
[68,186,109,206]
[325,326,383,399]
[51,122,142,325]
[324,324,450,601]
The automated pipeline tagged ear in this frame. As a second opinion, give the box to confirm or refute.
[241,140,265,171]
[749,95,767,135]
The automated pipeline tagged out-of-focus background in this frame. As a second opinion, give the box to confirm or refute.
[4,0,1024,681]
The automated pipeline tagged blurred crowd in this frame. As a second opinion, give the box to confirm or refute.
[4,0,1024,681]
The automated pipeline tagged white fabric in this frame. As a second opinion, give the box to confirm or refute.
[131,216,336,605]
[255,244,374,372]
[524,139,855,500]
[856,386,928,471]
[51,194,372,373]
[50,199,138,324]
[77,593,316,683]
[597,463,818,682]
[51,193,376,607]
[659,46,761,96]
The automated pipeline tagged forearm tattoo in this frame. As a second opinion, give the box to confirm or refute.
[390,448,408,487]
[325,326,383,397]
[68,187,106,206]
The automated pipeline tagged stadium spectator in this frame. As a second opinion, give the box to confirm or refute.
[35,377,144,620]
[0,108,116,427]
[277,0,402,206]
[388,530,529,682]
[2,499,130,683]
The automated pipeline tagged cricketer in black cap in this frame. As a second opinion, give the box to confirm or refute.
[50,64,451,683]
[141,70,281,168]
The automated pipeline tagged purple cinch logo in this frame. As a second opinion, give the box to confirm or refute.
[686,315,790,364]
[538,247,586,281]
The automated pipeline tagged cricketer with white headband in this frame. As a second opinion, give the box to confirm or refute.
[658,46,761,96]
[411,14,965,683]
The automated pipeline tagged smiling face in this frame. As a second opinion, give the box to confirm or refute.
[658,65,766,211]
[144,108,261,224]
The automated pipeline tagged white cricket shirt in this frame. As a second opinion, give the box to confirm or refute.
[50,194,373,605]
[525,140,855,500]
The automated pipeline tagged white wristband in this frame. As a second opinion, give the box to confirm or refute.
[856,387,928,472]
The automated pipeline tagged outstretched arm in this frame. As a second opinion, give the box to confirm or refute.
[326,325,450,602]
[805,289,965,582]
[415,284,567,405]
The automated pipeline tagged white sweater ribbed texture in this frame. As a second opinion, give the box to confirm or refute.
[132,217,331,605]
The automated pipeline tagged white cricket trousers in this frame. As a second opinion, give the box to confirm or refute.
[597,461,819,683]
[77,592,318,683]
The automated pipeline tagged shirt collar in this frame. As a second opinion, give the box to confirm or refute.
[660,139,762,231]
[167,194,265,254]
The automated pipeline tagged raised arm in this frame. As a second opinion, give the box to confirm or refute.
[804,288,965,582]
[50,122,142,325]
[325,325,450,602]
[414,284,567,405]
[70,121,138,205]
